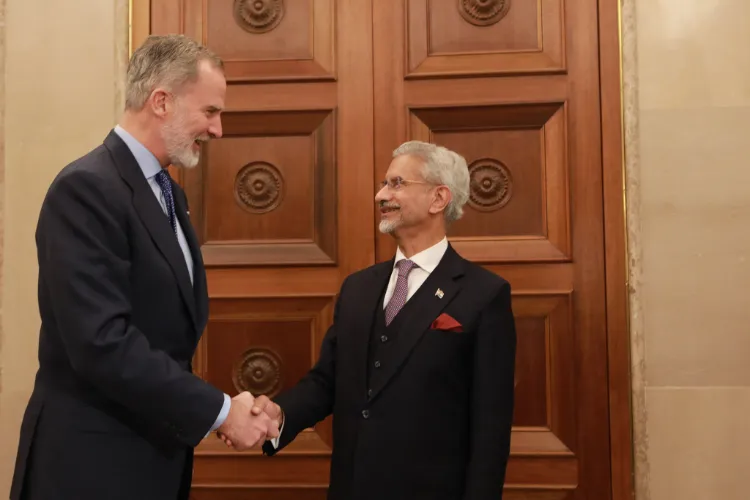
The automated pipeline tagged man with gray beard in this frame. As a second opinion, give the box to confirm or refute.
[246,141,518,500]
[10,34,277,500]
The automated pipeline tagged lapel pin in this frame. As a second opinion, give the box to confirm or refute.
[435,288,444,299]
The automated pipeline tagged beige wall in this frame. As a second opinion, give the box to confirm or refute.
[0,0,128,494]
[624,0,750,499]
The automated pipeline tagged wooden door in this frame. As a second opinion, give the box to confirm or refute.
[146,1,618,499]
[151,0,374,498]
[372,2,610,500]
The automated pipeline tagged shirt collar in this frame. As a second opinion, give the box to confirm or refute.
[113,125,163,180]
[394,237,448,274]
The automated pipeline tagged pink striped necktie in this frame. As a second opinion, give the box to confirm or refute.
[385,259,417,326]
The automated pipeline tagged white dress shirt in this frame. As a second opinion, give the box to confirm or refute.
[383,237,449,308]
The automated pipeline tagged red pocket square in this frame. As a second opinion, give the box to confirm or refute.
[431,313,463,332]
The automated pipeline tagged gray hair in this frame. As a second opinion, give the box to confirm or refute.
[125,34,223,110]
[392,141,470,222]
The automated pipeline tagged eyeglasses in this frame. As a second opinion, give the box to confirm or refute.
[378,176,429,192]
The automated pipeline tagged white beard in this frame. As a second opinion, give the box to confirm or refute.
[162,109,203,169]
[379,219,400,234]
[168,142,200,169]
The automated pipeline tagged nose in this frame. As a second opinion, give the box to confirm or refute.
[375,184,389,202]
[209,115,223,139]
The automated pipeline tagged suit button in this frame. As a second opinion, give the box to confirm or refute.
[380,335,388,342]
[368,389,373,397]
[374,360,381,368]
[362,409,370,419]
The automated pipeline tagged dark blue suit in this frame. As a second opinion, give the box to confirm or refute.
[11,131,223,500]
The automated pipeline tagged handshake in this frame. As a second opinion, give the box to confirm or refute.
[215,392,283,451]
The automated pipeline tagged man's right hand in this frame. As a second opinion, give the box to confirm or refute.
[216,392,279,451]
[250,395,283,428]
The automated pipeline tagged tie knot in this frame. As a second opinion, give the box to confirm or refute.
[396,259,416,277]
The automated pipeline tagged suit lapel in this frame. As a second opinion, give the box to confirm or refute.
[349,260,393,400]
[173,189,208,334]
[104,132,199,332]
[369,245,465,401]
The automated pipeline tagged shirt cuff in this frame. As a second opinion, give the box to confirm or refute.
[269,413,284,449]
[206,393,231,437]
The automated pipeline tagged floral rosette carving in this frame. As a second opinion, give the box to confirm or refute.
[234,0,285,33]
[458,0,511,26]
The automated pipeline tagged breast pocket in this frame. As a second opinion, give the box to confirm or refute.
[420,327,473,363]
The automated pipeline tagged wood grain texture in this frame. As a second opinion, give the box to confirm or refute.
[406,0,564,77]
[184,109,338,266]
[598,0,636,499]
[564,0,612,497]
[132,0,634,498]
[183,0,336,82]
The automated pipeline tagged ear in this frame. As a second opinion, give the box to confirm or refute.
[149,88,172,118]
[428,185,452,215]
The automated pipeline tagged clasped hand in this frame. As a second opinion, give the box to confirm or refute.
[216,392,282,451]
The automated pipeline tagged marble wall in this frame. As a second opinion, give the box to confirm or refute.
[624,0,750,499]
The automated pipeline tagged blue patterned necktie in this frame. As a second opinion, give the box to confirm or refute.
[385,259,417,326]
[154,170,177,235]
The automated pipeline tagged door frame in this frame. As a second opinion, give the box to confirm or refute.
[128,1,634,498]
[597,1,634,499]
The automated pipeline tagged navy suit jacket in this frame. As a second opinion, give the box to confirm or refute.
[11,131,223,500]
[263,245,517,500]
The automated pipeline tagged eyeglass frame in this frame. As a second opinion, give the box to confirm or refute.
[378,176,436,192]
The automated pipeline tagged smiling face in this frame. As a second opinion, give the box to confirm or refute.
[160,59,225,169]
[375,154,451,236]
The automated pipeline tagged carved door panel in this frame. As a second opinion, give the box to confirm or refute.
[151,1,373,499]
[149,0,613,499]
[373,1,611,499]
